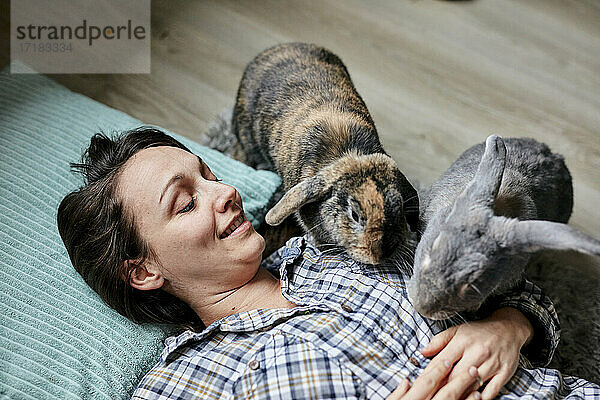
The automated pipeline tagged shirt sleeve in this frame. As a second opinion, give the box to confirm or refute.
[232,334,363,399]
[482,279,560,367]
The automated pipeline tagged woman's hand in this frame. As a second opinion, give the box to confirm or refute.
[387,361,482,400]
[387,307,534,400]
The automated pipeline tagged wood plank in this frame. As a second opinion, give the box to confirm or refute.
[1,0,598,235]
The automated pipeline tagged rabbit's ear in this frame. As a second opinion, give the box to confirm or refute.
[265,175,329,226]
[468,135,507,207]
[511,220,600,256]
[445,135,507,224]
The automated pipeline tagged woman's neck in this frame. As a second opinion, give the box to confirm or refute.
[191,267,296,327]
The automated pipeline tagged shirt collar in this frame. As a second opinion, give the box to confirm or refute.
[160,236,325,364]
[160,236,412,364]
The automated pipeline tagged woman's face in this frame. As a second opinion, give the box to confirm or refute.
[117,146,265,298]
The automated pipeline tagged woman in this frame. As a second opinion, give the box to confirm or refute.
[58,128,597,399]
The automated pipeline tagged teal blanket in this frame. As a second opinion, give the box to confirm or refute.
[0,62,281,399]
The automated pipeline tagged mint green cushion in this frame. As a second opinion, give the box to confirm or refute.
[0,63,281,399]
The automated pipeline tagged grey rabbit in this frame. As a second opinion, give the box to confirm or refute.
[232,42,419,264]
[407,134,600,320]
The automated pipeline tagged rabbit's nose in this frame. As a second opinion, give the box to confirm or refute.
[408,282,451,320]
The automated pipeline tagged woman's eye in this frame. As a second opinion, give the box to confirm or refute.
[178,196,195,214]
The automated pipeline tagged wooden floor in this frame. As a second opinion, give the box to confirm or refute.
[1,0,598,236]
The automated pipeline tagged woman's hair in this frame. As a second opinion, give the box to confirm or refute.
[57,127,203,329]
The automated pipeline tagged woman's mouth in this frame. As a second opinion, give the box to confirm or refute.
[220,214,249,239]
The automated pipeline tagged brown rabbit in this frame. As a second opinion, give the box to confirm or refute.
[232,43,418,265]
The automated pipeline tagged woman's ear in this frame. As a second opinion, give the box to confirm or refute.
[125,260,165,291]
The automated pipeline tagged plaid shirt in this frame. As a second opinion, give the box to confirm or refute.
[132,237,599,399]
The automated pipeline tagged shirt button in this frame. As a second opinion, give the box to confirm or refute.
[409,357,420,367]
[248,360,260,370]
[341,304,353,313]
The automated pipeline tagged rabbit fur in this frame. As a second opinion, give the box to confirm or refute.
[232,42,419,264]
[408,135,600,320]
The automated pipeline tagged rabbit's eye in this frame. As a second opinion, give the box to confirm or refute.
[347,198,363,225]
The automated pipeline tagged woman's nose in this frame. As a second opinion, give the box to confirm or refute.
[215,183,238,213]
